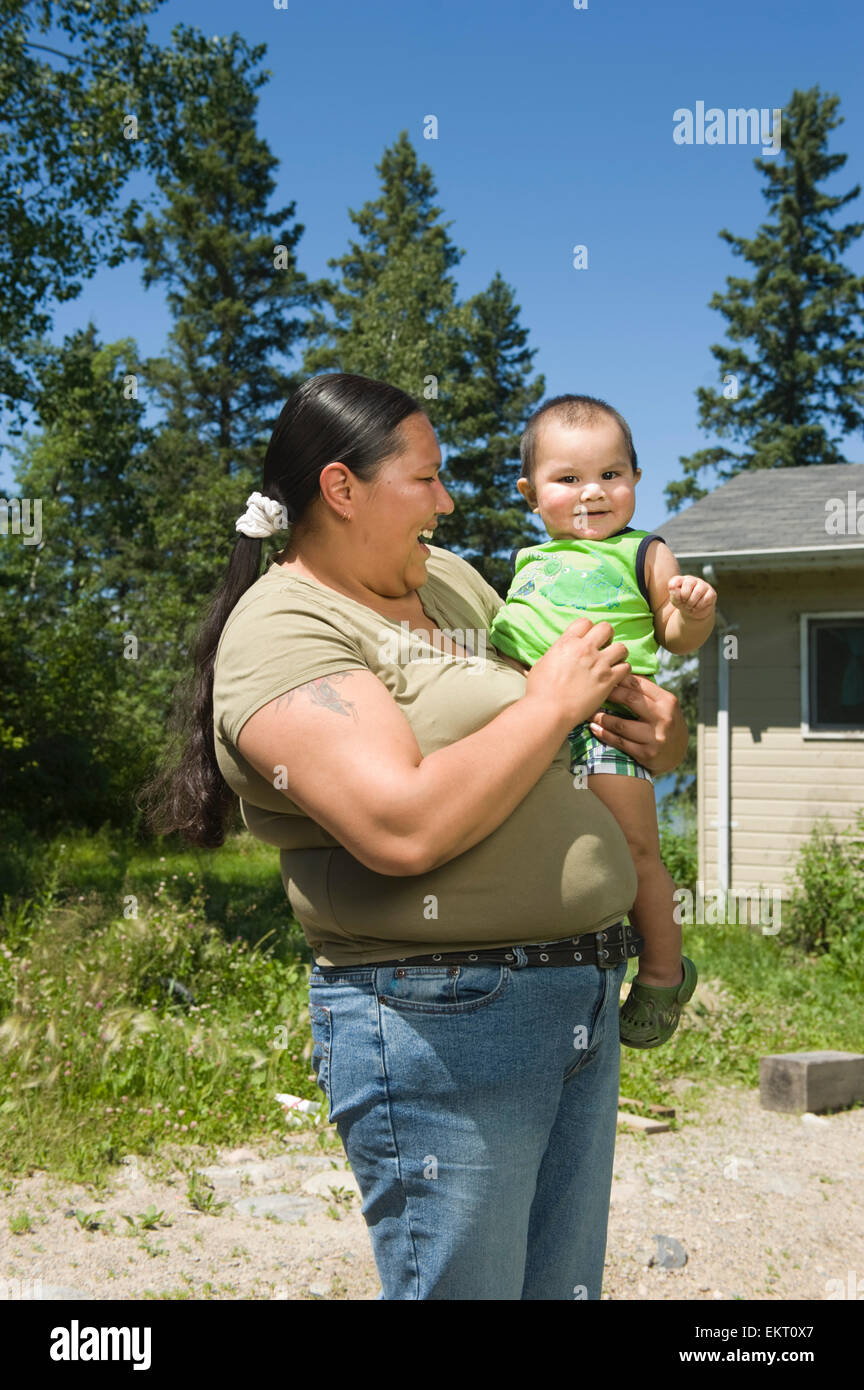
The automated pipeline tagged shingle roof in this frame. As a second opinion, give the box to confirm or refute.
[657,464,864,561]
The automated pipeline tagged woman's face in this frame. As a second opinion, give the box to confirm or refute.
[353,412,455,597]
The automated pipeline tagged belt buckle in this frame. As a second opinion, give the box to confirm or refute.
[594,924,625,968]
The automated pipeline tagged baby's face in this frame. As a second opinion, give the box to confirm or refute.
[518,416,641,541]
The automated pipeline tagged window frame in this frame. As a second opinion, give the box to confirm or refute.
[799,611,864,740]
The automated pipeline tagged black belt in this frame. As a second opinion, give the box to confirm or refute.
[367,921,643,971]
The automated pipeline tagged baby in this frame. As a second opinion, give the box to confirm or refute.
[489,395,717,1048]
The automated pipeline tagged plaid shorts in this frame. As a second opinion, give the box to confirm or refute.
[568,718,654,784]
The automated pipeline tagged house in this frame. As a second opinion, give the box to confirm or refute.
[658,464,864,898]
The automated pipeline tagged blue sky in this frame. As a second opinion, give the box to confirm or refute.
[4,0,863,530]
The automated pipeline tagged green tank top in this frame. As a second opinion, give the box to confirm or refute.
[489,528,665,713]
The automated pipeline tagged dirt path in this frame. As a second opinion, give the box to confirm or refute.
[2,1081,862,1301]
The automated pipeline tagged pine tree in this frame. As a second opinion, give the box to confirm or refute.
[123,26,319,477]
[303,131,463,424]
[119,27,320,718]
[306,133,545,591]
[436,273,545,594]
[668,86,864,509]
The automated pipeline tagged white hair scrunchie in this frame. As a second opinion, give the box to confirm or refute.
[235,491,290,538]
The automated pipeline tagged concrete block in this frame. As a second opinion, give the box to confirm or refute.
[759,1051,864,1114]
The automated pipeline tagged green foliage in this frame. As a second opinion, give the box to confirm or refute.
[0,329,155,831]
[304,131,463,399]
[436,273,546,595]
[0,31,323,839]
[669,86,864,509]
[122,25,320,475]
[657,651,698,812]
[779,811,864,969]
[658,814,698,890]
[0,866,315,1180]
[0,2,227,415]
[304,132,545,595]
[185,1170,227,1214]
[620,917,864,1102]
[74,1209,106,1232]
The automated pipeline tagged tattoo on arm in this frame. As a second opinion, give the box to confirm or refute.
[274,674,359,721]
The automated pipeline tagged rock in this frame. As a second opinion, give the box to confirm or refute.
[200,1155,330,1190]
[754,1172,804,1197]
[802,1112,830,1127]
[34,1285,95,1300]
[221,1147,260,1165]
[648,1234,687,1269]
[301,1169,361,1199]
[233,1194,320,1223]
[307,1283,329,1299]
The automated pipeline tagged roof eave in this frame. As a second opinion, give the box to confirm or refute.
[670,544,864,571]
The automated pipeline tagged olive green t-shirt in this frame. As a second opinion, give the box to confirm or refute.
[212,544,637,966]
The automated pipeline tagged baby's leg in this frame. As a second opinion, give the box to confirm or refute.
[587,774,683,988]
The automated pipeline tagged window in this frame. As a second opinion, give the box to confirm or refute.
[801,613,864,737]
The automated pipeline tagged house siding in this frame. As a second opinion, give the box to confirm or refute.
[696,568,864,893]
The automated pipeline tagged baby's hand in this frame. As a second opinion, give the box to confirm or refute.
[667,574,717,616]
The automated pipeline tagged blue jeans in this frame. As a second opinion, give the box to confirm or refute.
[308,949,627,1300]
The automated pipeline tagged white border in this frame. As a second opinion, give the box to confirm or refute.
[799,611,864,739]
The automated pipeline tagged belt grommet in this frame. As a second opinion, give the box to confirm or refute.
[599,949,608,959]
[539,953,549,961]
[597,932,607,942]
[432,954,442,961]
[468,953,478,961]
[505,953,514,961]
[573,952,582,961]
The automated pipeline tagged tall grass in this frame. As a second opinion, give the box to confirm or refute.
[0,850,316,1181]
[1,821,861,1179]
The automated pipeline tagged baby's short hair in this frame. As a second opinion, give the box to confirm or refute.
[520,394,638,486]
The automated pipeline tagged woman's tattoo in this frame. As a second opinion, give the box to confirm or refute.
[275,674,359,721]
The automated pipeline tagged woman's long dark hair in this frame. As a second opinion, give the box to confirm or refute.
[140,373,423,848]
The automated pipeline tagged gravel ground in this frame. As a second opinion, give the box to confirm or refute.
[2,1079,862,1301]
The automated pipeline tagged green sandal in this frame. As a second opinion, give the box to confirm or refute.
[619,956,698,1049]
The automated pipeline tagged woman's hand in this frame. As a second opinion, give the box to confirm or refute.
[587,674,688,775]
[525,617,632,729]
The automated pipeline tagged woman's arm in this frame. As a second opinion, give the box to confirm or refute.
[237,617,631,877]
[587,674,688,775]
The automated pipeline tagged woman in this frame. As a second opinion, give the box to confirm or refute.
[150,373,687,1300]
